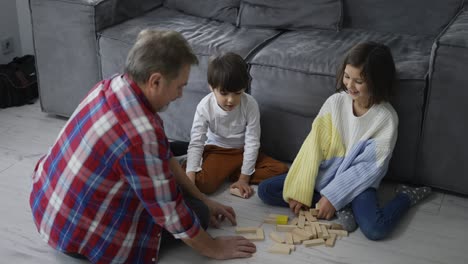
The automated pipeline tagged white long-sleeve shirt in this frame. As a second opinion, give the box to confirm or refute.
[186,92,261,176]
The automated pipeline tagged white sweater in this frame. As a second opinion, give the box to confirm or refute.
[186,93,261,176]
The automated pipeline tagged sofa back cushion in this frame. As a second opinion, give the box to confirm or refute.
[343,0,464,36]
[238,0,342,31]
[164,0,240,24]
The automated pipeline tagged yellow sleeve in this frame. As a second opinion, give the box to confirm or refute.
[282,113,344,206]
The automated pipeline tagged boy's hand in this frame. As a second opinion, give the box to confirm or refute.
[316,196,336,220]
[288,199,309,215]
[230,174,253,198]
[187,171,196,183]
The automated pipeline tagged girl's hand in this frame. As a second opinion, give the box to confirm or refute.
[230,176,253,199]
[288,199,309,215]
[316,196,336,220]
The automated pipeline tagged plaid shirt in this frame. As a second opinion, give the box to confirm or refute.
[30,75,201,263]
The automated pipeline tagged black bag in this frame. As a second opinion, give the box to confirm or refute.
[0,55,38,108]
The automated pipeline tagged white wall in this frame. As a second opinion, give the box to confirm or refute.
[16,0,34,55]
[0,1,21,64]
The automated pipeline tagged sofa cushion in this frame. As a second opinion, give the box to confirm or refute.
[164,0,240,24]
[98,7,279,141]
[238,0,342,31]
[342,0,464,36]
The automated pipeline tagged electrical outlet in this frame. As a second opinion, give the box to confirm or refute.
[1,37,14,55]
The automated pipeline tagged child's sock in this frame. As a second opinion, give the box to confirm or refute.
[395,184,432,207]
[335,205,357,232]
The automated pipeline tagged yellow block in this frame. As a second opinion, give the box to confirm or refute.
[276,215,289,225]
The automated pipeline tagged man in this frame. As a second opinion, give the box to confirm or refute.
[29,29,256,263]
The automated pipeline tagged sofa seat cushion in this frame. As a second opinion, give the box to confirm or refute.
[98,7,279,141]
[164,0,240,24]
[251,29,434,81]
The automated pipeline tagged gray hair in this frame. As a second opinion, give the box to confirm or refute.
[125,29,198,84]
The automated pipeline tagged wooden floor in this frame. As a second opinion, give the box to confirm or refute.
[1,102,467,264]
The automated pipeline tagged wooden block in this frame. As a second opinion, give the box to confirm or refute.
[276,225,296,232]
[299,210,306,216]
[318,222,332,228]
[330,223,343,230]
[264,217,277,224]
[290,217,299,226]
[230,188,247,198]
[325,234,337,247]
[309,208,319,216]
[235,227,258,234]
[303,238,325,247]
[304,211,317,223]
[256,228,265,240]
[269,232,285,243]
[315,203,320,210]
[243,228,264,241]
[321,225,330,239]
[305,225,317,239]
[328,229,348,237]
[285,232,294,245]
[298,215,306,229]
[292,228,313,240]
[289,244,296,251]
[292,233,304,244]
[313,223,322,238]
[276,215,289,225]
[268,243,291,255]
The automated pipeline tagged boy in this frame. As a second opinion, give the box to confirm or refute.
[185,52,288,198]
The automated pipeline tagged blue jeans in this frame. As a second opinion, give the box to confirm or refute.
[258,174,412,240]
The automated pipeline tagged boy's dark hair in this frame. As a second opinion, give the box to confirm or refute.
[336,41,396,107]
[207,52,250,92]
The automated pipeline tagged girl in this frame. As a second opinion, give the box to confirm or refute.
[257,42,431,240]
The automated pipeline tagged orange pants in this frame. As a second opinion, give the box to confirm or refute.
[186,145,289,194]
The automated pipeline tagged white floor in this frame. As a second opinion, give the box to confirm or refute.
[1,102,467,264]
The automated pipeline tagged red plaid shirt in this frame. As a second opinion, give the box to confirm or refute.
[30,75,201,263]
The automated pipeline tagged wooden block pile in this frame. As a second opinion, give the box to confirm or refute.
[261,209,349,255]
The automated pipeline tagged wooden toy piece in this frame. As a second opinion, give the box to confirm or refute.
[325,233,337,247]
[315,203,320,210]
[230,187,247,198]
[309,208,319,216]
[289,244,296,251]
[270,232,285,243]
[313,223,323,238]
[318,222,332,228]
[268,243,292,255]
[264,214,278,224]
[305,225,317,239]
[292,233,304,244]
[328,229,349,237]
[304,211,317,223]
[256,228,265,240]
[303,238,325,247]
[290,217,299,226]
[242,228,265,241]
[276,224,297,232]
[298,214,306,229]
[235,227,258,234]
[285,232,294,245]
[320,225,330,239]
[292,228,313,240]
[330,223,344,230]
[276,215,289,225]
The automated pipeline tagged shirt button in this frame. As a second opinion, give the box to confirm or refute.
[157,233,161,237]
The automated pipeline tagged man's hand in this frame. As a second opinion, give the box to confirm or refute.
[316,196,336,220]
[288,199,309,215]
[203,198,237,228]
[187,171,196,184]
[230,174,253,198]
[210,236,256,259]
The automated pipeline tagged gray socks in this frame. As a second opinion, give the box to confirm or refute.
[335,205,357,232]
[396,184,432,207]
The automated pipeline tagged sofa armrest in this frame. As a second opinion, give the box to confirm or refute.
[418,10,468,194]
[30,0,162,116]
[438,10,468,48]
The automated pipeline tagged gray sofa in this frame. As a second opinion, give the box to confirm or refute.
[30,0,468,194]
